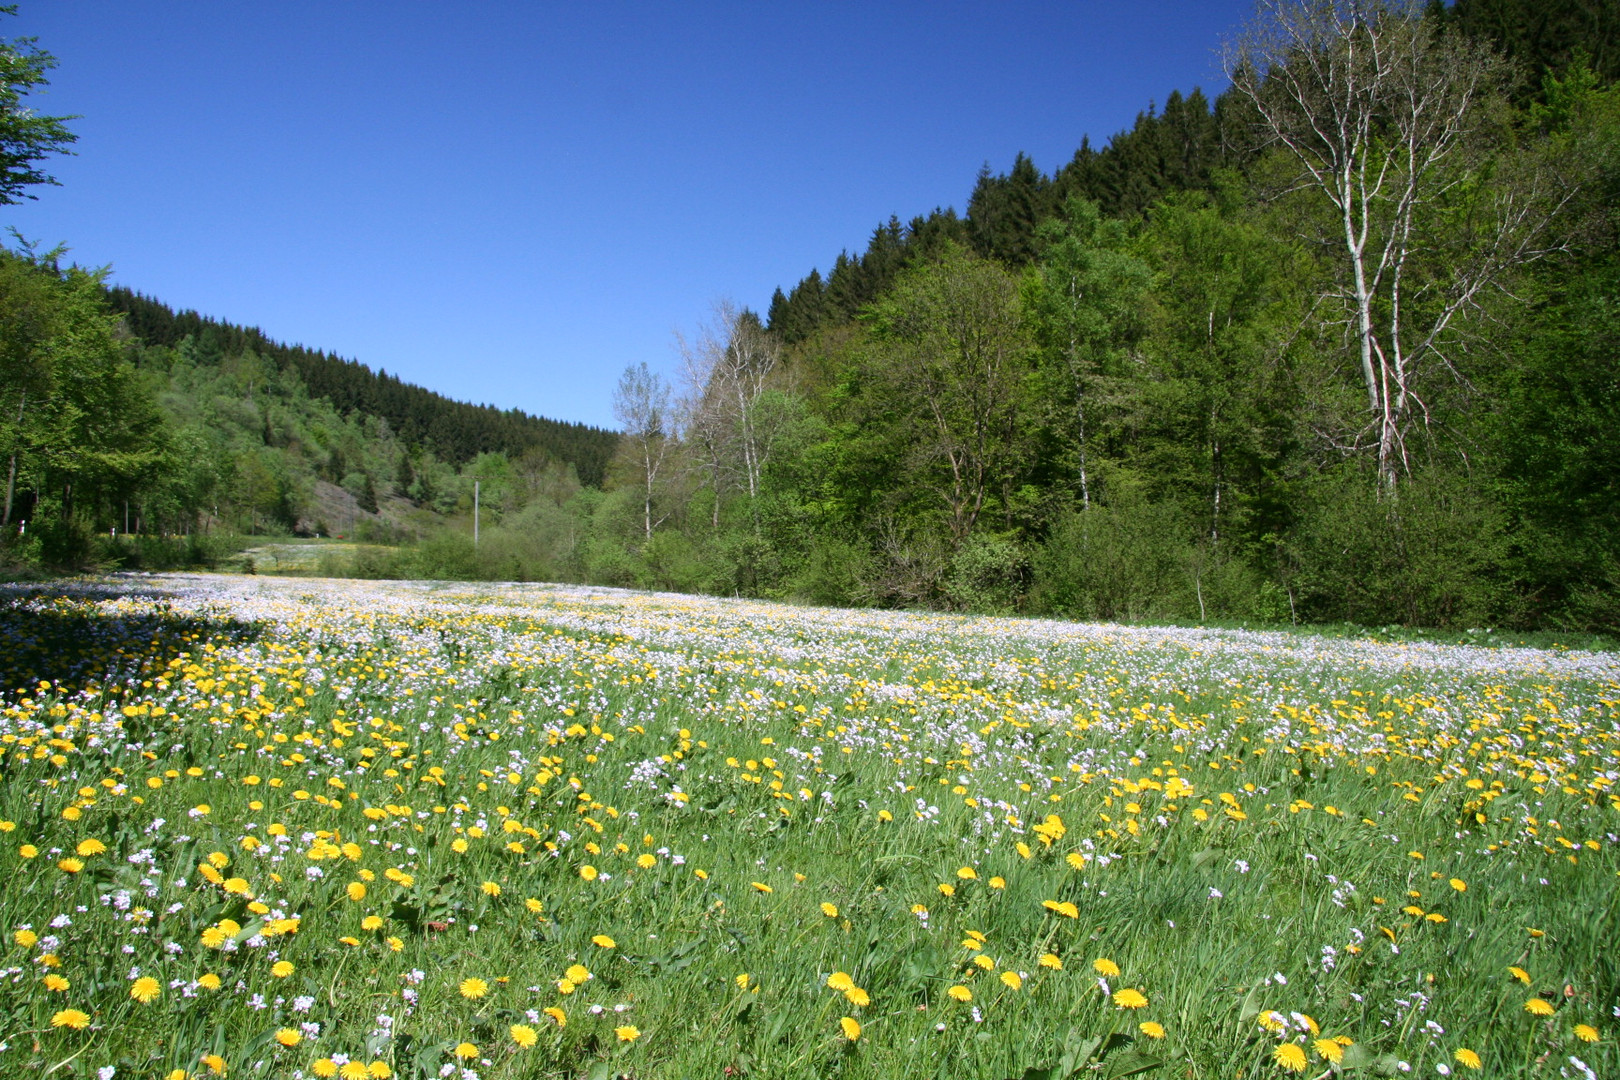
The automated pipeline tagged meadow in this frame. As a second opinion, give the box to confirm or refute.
[0,574,1615,1080]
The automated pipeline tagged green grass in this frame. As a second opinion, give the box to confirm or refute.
[0,574,1615,1080]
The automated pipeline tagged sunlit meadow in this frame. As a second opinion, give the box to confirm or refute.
[1,574,1616,1080]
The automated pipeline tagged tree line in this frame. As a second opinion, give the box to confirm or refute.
[576,0,1618,632]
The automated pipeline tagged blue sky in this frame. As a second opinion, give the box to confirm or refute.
[5,2,1253,429]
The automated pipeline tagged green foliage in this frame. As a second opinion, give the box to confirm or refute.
[1032,501,1192,623]
[0,5,76,203]
[1291,468,1511,628]
[103,287,619,486]
[944,533,1030,615]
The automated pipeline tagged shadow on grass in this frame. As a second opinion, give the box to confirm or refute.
[0,580,266,698]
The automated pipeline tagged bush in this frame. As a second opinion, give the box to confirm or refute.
[945,533,1030,614]
[791,537,874,607]
[35,517,97,570]
[1032,501,1191,622]
[1291,468,1508,628]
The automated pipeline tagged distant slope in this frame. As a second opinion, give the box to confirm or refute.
[104,286,619,488]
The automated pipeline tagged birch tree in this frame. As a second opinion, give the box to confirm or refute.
[675,301,782,529]
[612,362,673,541]
[1226,0,1557,490]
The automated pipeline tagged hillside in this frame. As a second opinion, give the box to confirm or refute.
[105,287,619,487]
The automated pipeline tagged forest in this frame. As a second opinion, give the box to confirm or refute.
[2,0,1617,632]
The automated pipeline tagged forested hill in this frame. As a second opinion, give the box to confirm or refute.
[766,0,1620,345]
[103,286,618,487]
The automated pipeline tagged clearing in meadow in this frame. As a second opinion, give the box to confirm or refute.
[0,574,1615,1079]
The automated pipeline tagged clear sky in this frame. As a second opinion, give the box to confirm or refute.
[4,2,1253,429]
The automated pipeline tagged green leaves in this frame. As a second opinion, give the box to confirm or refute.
[0,8,77,204]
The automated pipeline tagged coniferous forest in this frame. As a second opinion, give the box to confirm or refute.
[2,0,1617,633]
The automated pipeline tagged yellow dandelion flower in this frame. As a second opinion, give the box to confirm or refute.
[840,1015,861,1040]
[565,963,590,984]
[636,853,656,869]
[459,977,489,1000]
[14,928,38,947]
[845,986,870,1007]
[367,1064,390,1079]
[275,1028,302,1047]
[1509,966,1531,984]
[736,973,751,989]
[1573,1024,1598,1043]
[1139,1021,1166,1039]
[557,978,576,995]
[751,881,773,893]
[615,1025,640,1042]
[1042,899,1079,919]
[827,971,855,992]
[543,1006,566,1027]
[948,985,972,1003]
[821,902,839,918]
[1039,953,1063,970]
[1000,971,1023,990]
[386,936,404,952]
[1113,988,1148,1009]
[480,881,500,896]
[1273,1043,1307,1072]
[1313,1039,1344,1064]
[311,1061,338,1079]
[339,1062,369,1080]
[43,973,69,991]
[19,845,38,859]
[939,883,956,897]
[197,973,222,990]
[592,934,616,948]
[973,954,995,971]
[51,1008,91,1029]
[361,915,384,931]
[1449,878,1466,892]
[130,976,161,1003]
[453,1043,478,1059]
[75,838,106,857]
[510,1024,538,1048]
[1525,998,1555,1017]
[957,866,977,880]
[1454,1048,1482,1070]
[200,1055,226,1076]
[989,875,1006,889]
[579,865,598,881]
[271,960,295,978]
[1093,958,1121,978]
[346,882,367,901]
[58,857,84,873]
